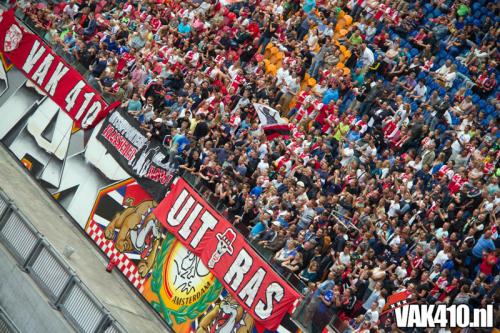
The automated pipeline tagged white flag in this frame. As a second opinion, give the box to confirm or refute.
[254,103,286,126]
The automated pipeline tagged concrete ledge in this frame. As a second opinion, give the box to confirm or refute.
[0,145,170,333]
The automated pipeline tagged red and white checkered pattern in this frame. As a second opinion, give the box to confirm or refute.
[86,220,145,292]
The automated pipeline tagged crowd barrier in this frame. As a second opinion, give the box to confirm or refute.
[0,306,20,333]
[0,189,126,333]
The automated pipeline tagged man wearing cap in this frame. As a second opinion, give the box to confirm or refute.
[295,180,309,201]
[259,220,281,244]
[147,118,169,145]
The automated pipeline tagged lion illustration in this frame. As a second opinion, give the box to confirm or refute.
[196,296,254,333]
[104,198,161,277]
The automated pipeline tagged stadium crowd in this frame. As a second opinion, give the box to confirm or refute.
[16,0,500,331]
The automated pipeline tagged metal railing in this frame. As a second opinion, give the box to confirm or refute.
[0,306,20,333]
[291,291,351,333]
[0,189,126,333]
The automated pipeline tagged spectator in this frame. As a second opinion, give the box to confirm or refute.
[21,1,500,331]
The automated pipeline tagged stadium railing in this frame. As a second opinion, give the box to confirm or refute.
[0,189,126,333]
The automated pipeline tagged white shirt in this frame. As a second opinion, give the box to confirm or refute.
[257,161,270,172]
[436,64,451,76]
[341,147,354,166]
[365,309,380,323]
[433,250,450,267]
[64,4,79,19]
[387,201,400,218]
[444,71,456,87]
[361,47,375,67]
[412,84,427,100]
[339,252,351,265]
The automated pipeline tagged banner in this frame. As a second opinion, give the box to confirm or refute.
[263,124,291,140]
[97,110,175,201]
[0,9,117,128]
[154,178,302,332]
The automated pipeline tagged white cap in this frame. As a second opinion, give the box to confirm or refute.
[297,181,305,188]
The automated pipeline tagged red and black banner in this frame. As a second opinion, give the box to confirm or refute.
[97,110,175,201]
[263,124,291,140]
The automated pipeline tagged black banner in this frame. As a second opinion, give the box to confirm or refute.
[97,110,175,201]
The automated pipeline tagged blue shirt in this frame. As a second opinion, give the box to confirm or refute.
[250,221,266,238]
[172,134,190,153]
[347,130,361,142]
[250,185,263,198]
[322,88,339,104]
[472,236,496,258]
[64,35,76,48]
[314,280,335,297]
[323,289,334,303]
[178,22,191,34]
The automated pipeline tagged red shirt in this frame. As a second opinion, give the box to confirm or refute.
[448,174,466,194]
[479,253,497,275]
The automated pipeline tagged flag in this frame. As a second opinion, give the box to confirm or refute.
[382,290,413,314]
[263,123,291,140]
[253,103,290,139]
[254,103,286,125]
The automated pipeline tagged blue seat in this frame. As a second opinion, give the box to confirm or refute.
[472,94,480,104]
[438,87,446,96]
[417,72,427,80]
[486,105,495,115]
[458,65,469,75]
[410,102,418,112]
[478,100,487,110]
[424,3,434,12]
[452,79,462,90]
[472,2,481,11]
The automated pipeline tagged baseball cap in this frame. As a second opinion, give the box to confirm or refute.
[154,118,163,123]
[297,181,305,187]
